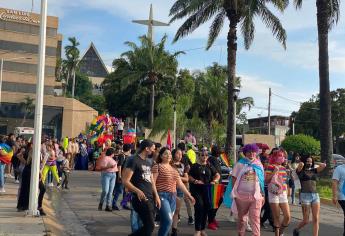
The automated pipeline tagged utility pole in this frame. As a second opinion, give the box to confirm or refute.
[28,0,47,216]
[268,88,271,135]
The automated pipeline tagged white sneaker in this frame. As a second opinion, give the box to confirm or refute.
[246,223,252,232]
[48,182,54,187]
[0,188,5,193]
[14,180,20,184]
[6,174,15,179]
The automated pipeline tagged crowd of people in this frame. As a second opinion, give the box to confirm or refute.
[2,128,345,236]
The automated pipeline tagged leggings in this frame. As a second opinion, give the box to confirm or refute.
[191,190,210,231]
[338,200,345,236]
[41,165,60,184]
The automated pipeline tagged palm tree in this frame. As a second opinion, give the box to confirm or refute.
[294,0,340,171]
[169,0,287,155]
[64,37,80,98]
[19,97,35,126]
[113,35,183,127]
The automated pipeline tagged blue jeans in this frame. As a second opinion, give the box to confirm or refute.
[131,207,143,232]
[0,163,5,188]
[112,182,123,207]
[100,172,116,206]
[158,192,177,236]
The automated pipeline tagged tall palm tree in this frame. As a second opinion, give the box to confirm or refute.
[113,35,183,127]
[64,37,80,98]
[19,96,35,126]
[169,0,287,155]
[294,0,340,170]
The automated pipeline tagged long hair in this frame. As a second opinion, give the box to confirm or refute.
[156,147,169,164]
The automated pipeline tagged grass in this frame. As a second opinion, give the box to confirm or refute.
[317,178,332,200]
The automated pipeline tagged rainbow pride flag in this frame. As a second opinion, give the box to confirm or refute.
[206,184,225,209]
[220,153,230,167]
[0,143,13,164]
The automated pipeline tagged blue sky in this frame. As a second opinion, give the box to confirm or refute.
[1,0,345,118]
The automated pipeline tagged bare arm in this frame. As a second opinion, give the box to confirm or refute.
[180,173,189,183]
[332,179,339,205]
[122,168,145,199]
[211,173,221,184]
[232,176,237,190]
[177,177,195,205]
[316,162,327,173]
[296,162,304,173]
[151,174,161,209]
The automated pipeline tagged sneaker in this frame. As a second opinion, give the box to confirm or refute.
[154,221,160,227]
[214,219,219,227]
[105,205,112,212]
[293,229,299,236]
[207,222,217,230]
[188,216,195,225]
[0,188,5,193]
[112,205,120,211]
[246,223,252,232]
[48,182,54,187]
[261,223,268,229]
[5,174,15,179]
[14,179,20,184]
[178,214,181,222]
[56,183,61,189]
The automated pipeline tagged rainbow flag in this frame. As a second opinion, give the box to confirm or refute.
[220,153,230,167]
[206,184,225,209]
[0,143,13,164]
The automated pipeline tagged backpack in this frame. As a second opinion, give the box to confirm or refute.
[268,171,284,195]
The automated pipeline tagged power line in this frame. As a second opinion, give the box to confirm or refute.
[271,91,303,104]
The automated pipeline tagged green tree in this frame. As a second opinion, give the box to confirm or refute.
[294,0,340,168]
[281,134,320,156]
[66,72,92,98]
[64,37,80,98]
[113,35,183,127]
[19,96,35,126]
[170,0,287,155]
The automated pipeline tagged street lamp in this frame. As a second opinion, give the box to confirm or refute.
[291,114,296,135]
[173,100,177,149]
[0,56,32,105]
[233,87,240,164]
[28,0,47,217]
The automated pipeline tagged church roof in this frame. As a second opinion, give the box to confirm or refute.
[79,42,109,78]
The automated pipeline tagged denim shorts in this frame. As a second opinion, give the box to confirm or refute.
[300,192,320,205]
[176,188,184,198]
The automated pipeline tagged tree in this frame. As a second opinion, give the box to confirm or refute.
[19,96,35,126]
[281,134,320,156]
[292,89,345,140]
[64,37,80,98]
[293,0,340,170]
[170,0,287,156]
[112,35,183,127]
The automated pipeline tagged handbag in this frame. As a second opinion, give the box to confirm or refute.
[268,171,284,195]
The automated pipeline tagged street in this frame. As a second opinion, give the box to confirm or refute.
[41,171,344,236]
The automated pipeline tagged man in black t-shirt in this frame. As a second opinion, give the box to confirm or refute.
[123,139,159,236]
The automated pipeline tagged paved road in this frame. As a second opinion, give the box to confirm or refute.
[44,171,344,236]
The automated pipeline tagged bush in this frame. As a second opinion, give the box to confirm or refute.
[281,134,320,156]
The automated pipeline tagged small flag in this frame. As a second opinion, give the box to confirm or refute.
[206,184,225,209]
[0,143,14,164]
[167,129,172,150]
[220,153,230,167]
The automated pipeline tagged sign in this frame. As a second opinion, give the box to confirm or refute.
[0,9,40,24]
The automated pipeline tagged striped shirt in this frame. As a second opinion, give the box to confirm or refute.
[265,164,288,191]
[152,164,180,193]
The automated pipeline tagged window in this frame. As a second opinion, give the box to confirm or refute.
[0,20,57,37]
[0,40,56,56]
[3,61,55,76]
[2,81,54,95]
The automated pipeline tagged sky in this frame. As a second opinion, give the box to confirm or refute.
[1,0,344,119]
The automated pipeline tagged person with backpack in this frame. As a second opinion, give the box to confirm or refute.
[232,144,265,236]
[293,155,326,236]
[265,150,290,236]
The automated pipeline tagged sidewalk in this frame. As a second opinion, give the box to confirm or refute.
[0,179,48,236]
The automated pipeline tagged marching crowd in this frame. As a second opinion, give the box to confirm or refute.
[1,129,345,236]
